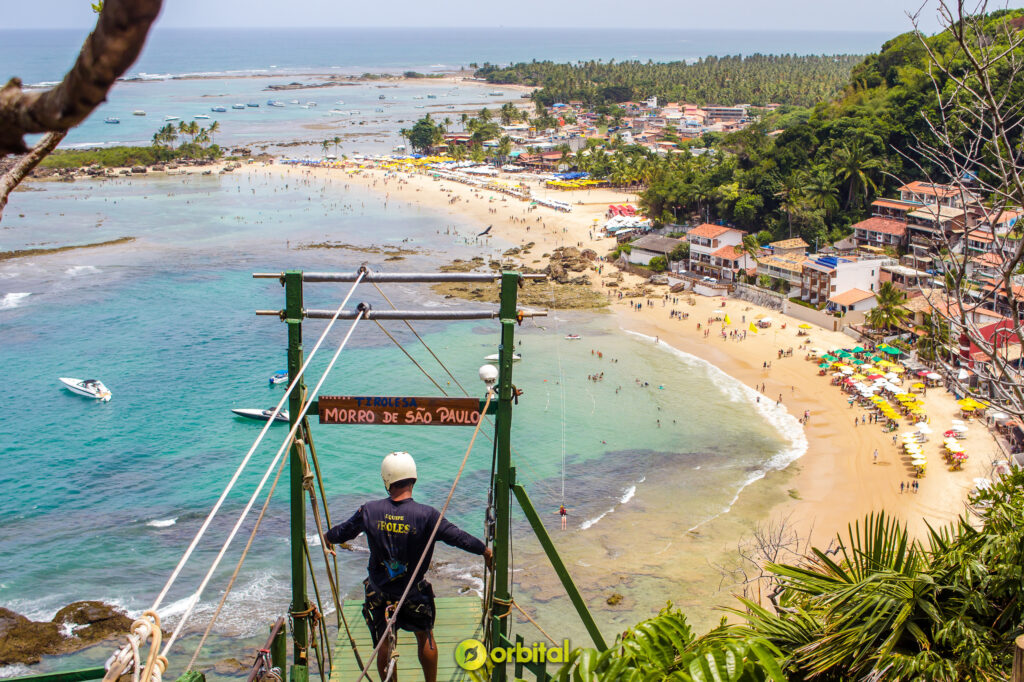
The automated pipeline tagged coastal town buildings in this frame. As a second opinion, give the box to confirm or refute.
[799,256,883,308]
[626,234,685,266]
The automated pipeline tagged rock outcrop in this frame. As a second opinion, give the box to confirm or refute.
[0,601,132,665]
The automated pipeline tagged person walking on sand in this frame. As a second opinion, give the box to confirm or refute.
[873,449,878,464]
[901,481,905,493]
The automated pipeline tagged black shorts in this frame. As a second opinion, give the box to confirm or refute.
[362,579,435,644]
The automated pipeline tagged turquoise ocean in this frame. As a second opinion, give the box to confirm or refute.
[0,26,877,676]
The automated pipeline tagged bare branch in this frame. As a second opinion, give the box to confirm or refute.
[0,131,67,221]
[0,0,163,156]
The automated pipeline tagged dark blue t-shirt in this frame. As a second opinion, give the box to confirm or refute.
[324,497,485,596]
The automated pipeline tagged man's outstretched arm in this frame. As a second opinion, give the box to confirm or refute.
[324,507,365,547]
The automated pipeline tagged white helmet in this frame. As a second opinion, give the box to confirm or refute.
[382,451,417,491]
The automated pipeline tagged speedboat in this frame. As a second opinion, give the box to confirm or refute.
[232,103,246,109]
[484,353,521,362]
[305,101,316,107]
[132,110,146,116]
[232,408,289,422]
[104,117,120,124]
[269,370,289,385]
[59,377,112,401]
[267,100,285,107]
[194,114,211,119]
[565,334,582,340]
[164,115,179,121]
[289,99,300,105]
[210,106,226,112]
[247,102,260,107]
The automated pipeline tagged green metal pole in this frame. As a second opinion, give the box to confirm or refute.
[3,668,107,682]
[491,271,519,682]
[284,271,309,682]
[512,483,608,651]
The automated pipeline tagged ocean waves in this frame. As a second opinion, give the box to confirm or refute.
[0,292,30,310]
[580,477,643,530]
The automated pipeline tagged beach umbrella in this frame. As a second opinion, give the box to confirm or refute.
[885,372,899,381]
[915,423,932,434]
[852,346,865,353]
[952,424,968,433]
[867,374,883,380]
[917,370,930,377]
[853,359,865,365]
[841,366,855,374]
[818,362,831,369]
[852,373,867,380]
[799,323,813,329]
[927,372,942,380]
[884,346,902,355]
[912,382,926,389]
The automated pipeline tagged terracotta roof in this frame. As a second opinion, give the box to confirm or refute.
[871,198,921,211]
[899,181,959,198]
[972,252,1005,266]
[967,229,995,243]
[853,216,907,236]
[687,223,734,239]
[769,237,809,250]
[828,288,876,307]
[712,244,744,260]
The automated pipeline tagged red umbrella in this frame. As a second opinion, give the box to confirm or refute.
[917,370,930,377]
[867,374,883,380]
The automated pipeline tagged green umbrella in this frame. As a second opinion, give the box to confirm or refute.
[818,363,830,369]
[884,346,902,355]
[852,346,865,353]
[822,355,837,362]
[853,359,865,365]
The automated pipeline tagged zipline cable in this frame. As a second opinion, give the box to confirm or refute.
[149,272,366,614]
[161,309,367,659]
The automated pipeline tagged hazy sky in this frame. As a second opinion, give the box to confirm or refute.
[8,0,1016,32]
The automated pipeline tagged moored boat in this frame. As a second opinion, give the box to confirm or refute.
[565,334,582,340]
[59,377,112,401]
[247,102,260,107]
[165,115,179,121]
[232,103,246,109]
[231,408,290,422]
[484,353,521,362]
[132,110,146,116]
[104,117,120,124]
[269,370,288,385]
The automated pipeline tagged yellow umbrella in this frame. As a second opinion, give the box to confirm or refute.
[799,323,813,329]
[891,366,906,374]
[912,383,926,389]
[852,373,867,380]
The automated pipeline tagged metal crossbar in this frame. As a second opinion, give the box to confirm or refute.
[256,309,548,321]
[254,272,548,283]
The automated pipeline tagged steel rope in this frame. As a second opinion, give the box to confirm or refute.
[161,310,367,658]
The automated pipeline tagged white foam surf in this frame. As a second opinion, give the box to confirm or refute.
[580,476,644,530]
[0,293,30,310]
[623,329,809,531]
[146,518,177,528]
[65,265,101,277]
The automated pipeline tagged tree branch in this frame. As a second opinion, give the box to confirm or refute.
[0,0,163,156]
[0,131,67,221]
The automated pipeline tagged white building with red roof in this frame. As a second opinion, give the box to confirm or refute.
[686,223,747,281]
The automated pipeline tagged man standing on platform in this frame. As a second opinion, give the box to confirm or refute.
[325,451,492,682]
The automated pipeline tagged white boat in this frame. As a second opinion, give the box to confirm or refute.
[305,101,316,107]
[232,103,246,109]
[194,114,211,119]
[232,408,289,422]
[210,106,227,112]
[289,99,300,105]
[59,377,112,401]
[565,334,582,340]
[484,353,521,362]
[104,117,120,124]
[269,370,288,385]
[132,110,146,116]
[329,109,348,115]
[164,115,179,121]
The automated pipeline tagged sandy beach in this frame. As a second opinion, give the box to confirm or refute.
[267,160,1002,538]
[258,160,1004,632]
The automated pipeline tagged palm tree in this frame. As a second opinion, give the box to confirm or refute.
[320,140,331,156]
[206,120,220,147]
[800,166,840,218]
[864,281,908,335]
[737,233,763,266]
[331,135,342,155]
[833,141,881,209]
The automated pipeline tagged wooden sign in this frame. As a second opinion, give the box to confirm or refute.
[318,396,483,426]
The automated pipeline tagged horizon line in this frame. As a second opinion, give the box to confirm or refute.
[2,25,903,34]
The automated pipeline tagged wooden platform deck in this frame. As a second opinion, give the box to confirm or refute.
[329,597,482,682]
